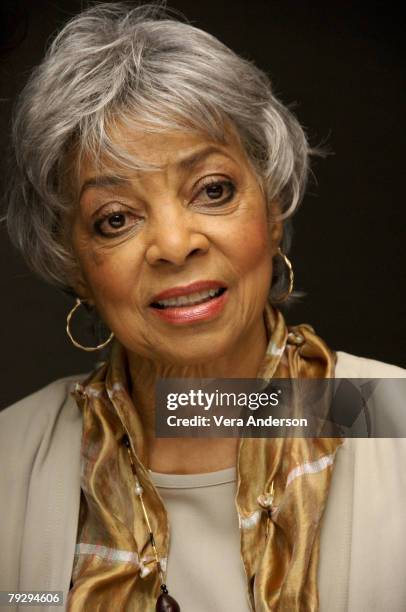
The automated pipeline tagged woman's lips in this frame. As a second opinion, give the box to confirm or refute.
[151,281,228,324]
[151,280,225,302]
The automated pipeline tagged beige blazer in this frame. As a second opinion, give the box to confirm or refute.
[1,351,405,611]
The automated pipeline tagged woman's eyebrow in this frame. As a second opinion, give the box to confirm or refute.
[175,145,233,171]
[79,175,128,199]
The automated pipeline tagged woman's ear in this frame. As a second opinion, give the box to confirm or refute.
[268,200,283,255]
[68,265,95,306]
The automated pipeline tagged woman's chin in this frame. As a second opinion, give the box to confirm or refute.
[154,346,228,369]
[141,334,234,370]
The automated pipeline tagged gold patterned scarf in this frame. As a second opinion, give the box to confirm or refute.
[68,304,343,611]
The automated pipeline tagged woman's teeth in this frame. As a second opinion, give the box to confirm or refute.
[155,288,223,309]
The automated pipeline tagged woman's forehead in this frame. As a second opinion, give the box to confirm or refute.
[77,126,248,184]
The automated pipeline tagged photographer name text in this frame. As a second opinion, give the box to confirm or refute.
[166,415,308,428]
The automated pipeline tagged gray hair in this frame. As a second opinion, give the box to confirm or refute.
[6,2,310,302]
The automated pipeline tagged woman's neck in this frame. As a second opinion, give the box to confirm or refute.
[127,316,268,474]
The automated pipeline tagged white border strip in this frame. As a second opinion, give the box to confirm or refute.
[239,510,262,529]
[286,452,336,488]
[75,543,140,565]
[75,543,168,579]
[266,341,285,357]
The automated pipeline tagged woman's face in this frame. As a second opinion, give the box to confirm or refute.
[71,127,281,364]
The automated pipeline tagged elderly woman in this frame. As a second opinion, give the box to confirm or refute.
[1,4,405,612]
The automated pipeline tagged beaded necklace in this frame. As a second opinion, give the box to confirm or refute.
[123,434,181,612]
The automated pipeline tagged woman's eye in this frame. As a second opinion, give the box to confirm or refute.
[94,210,140,237]
[108,213,126,228]
[206,183,225,199]
[195,180,235,206]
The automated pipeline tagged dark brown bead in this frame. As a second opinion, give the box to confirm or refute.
[156,593,181,612]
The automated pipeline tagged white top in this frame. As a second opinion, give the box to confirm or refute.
[149,467,251,611]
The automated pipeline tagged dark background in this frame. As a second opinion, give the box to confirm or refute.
[0,0,405,409]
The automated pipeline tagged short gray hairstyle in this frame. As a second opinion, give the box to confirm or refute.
[6,2,310,301]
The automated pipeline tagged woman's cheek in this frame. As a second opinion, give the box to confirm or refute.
[77,245,136,310]
[229,211,272,275]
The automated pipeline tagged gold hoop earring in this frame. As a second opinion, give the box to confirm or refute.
[273,247,294,303]
[66,298,114,352]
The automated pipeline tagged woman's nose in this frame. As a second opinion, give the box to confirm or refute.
[145,210,210,266]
